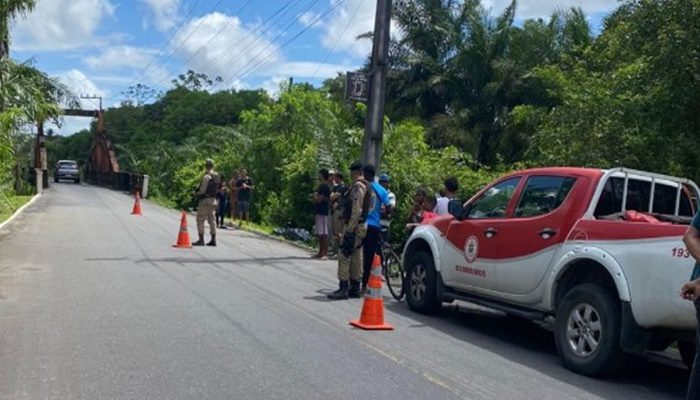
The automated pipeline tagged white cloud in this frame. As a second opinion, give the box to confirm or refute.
[299,11,322,28]
[320,0,615,59]
[84,46,155,69]
[173,12,283,84]
[475,0,614,20]
[267,62,356,79]
[11,0,115,51]
[59,69,108,109]
[140,0,180,32]
[260,76,288,99]
[321,0,376,59]
[45,70,108,135]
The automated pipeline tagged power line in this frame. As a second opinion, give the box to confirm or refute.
[123,0,203,91]
[139,0,226,85]
[207,0,318,92]
[153,0,256,87]
[215,0,333,90]
[223,0,349,89]
[311,0,365,81]
[195,0,306,89]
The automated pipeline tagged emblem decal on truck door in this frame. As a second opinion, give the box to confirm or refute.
[464,235,479,264]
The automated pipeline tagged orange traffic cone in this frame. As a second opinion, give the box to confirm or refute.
[350,254,394,330]
[131,192,142,215]
[173,211,192,248]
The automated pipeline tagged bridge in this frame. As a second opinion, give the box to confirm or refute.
[33,108,146,195]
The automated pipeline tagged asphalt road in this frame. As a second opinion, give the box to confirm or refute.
[0,183,691,399]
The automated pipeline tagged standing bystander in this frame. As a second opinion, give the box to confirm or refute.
[434,177,459,215]
[405,194,438,233]
[235,169,253,227]
[680,211,700,399]
[330,171,347,257]
[407,187,428,225]
[216,176,228,228]
[312,169,332,259]
[361,165,392,291]
[378,174,396,242]
[229,170,239,221]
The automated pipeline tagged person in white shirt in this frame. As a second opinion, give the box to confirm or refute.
[434,176,459,215]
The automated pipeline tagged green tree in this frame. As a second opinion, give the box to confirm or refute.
[0,0,36,61]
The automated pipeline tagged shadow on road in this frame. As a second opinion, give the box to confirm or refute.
[113,256,313,265]
[384,300,688,399]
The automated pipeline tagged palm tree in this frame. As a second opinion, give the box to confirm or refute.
[0,0,36,61]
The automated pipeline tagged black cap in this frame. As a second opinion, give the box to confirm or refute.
[349,161,363,171]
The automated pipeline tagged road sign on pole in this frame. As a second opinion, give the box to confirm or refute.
[345,72,369,102]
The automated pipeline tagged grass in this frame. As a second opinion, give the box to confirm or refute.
[0,195,33,224]
[148,195,179,210]
[146,195,313,248]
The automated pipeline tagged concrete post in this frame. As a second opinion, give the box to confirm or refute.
[142,175,149,198]
[35,169,43,194]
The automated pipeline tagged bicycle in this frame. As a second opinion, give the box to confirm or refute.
[379,227,405,301]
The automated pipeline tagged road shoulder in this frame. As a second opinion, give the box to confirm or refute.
[0,193,40,231]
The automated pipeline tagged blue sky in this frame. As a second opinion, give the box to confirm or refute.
[9,0,616,135]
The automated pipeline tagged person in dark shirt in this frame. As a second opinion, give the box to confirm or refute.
[330,171,347,257]
[215,176,229,228]
[681,211,700,399]
[312,168,331,259]
[235,169,253,227]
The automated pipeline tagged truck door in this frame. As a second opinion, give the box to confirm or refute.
[442,177,522,290]
[494,175,582,295]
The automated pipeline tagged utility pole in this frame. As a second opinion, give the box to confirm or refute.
[362,0,392,171]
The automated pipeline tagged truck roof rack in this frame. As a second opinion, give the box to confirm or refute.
[584,167,700,218]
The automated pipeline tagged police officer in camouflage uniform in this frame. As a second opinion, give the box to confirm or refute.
[328,162,369,300]
[193,159,220,247]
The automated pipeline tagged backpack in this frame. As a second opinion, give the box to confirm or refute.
[342,179,373,222]
[204,172,220,198]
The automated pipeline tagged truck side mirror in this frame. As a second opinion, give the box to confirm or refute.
[448,199,463,219]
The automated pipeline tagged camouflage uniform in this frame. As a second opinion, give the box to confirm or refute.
[196,169,219,237]
[337,179,367,285]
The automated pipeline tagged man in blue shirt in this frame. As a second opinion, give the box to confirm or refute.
[361,164,392,291]
[681,211,700,399]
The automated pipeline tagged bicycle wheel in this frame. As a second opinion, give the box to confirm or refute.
[383,249,405,300]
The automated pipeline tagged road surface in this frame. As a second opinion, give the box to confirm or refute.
[0,183,690,399]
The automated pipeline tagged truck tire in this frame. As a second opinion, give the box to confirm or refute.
[405,250,441,315]
[554,283,625,376]
[679,340,696,370]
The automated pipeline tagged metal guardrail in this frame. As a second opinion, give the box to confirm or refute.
[87,171,146,196]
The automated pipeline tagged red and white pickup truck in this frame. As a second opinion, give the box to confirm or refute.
[402,167,700,376]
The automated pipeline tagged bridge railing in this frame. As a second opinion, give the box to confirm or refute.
[86,171,148,197]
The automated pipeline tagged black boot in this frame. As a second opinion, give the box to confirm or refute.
[207,235,217,247]
[193,234,205,246]
[348,280,361,298]
[327,281,349,300]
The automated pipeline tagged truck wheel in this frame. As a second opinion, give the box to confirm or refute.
[679,340,696,370]
[554,283,625,376]
[405,250,441,315]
